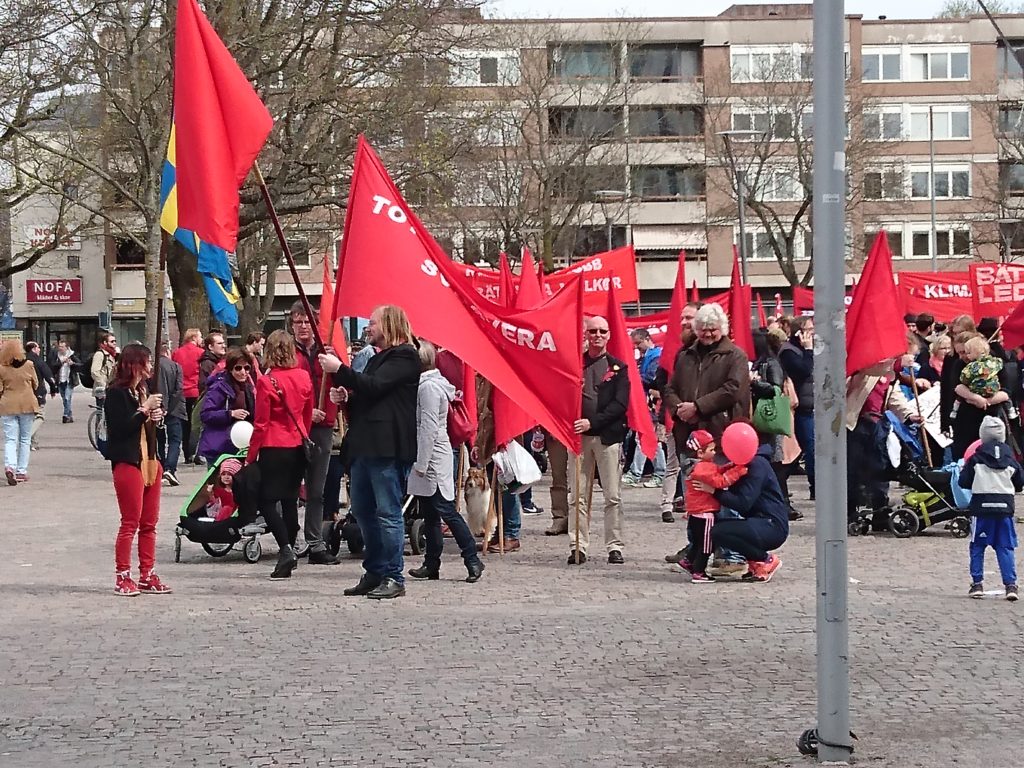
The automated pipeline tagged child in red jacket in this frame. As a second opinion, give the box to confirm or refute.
[683,430,748,583]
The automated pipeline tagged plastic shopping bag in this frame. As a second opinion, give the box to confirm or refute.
[491,440,542,494]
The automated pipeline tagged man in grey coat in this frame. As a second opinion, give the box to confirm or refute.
[153,343,187,486]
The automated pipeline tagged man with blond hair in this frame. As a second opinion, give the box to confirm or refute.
[567,315,630,566]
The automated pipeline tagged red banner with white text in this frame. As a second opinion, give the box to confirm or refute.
[897,271,972,320]
[969,263,1024,319]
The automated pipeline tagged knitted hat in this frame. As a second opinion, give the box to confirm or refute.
[219,458,243,477]
[979,415,1006,444]
[687,429,715,452]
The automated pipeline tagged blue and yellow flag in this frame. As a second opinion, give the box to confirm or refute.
[159,125,241,327]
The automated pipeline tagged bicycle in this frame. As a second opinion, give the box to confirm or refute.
[87,402,104,451]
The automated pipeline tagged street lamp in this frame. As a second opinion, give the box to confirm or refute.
[718,129,766,284]
[593,188,628,251]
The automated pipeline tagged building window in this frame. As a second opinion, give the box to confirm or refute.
[549,43,618,80]
[908,107,970,140]
[67,252,80,270]
[998,40,1024,79]
[999,104,1024,135]
[730,45,811,83]
[630,166,704,201]
[1001,162,1024,196]
[113,235,145,269]
[752,168,804,202]
[284,237,310,268]
[908,167,970,199]
[629,43,702,82]
[862,50,901,81]
[864,110,903,141]
[910,228,971,259]
[732,109,810,141]
[628,106,703,139]
[864,229,904,258]
[450,50,520,86]
[548,107,623,141]
[864,169,904,200]
[907,48,970,81]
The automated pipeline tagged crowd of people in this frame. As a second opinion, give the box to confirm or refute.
[4,294,1022,600]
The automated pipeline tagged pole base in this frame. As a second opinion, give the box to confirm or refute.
[797,727,857,759]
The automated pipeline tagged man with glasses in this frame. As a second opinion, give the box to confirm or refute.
[289,301,341,565]
[567,315,630,566]
[90,331,118,408]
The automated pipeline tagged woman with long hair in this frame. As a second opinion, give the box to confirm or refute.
[246,330,313,580]
[198,347,256,464]
[0,338,39,485]
[106,343,170,596]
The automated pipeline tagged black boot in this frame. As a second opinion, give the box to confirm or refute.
[408,564,440,580]
[366,577,406,599]
[343,573,382,596]
[270,545,298,580]
[465,560,485,583]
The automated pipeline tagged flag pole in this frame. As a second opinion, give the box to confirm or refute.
[910,377,934,467]
[454,445,466,516]
[573,454,582,564]
[151,231,169,403]
[252,160,325,352]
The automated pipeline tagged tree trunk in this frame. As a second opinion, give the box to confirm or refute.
[144,207,162,346]
[166,239,211,339]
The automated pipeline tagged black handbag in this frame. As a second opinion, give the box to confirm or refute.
[269,376,319,464]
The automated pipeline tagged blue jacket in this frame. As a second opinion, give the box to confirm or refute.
[957,440,1023,518]
[198,371,255,459]
[714,443,791,534]
[639,346,662,389]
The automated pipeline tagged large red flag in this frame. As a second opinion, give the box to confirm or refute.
[604,287,658,460]
[172,0,273,252]
[659,251,688,376]
[516,247,544,309]
[756,293,768,328]
[333,137,583,451]
[846,232,907,376]
[319,264,349,365]
[691,280,699,303]
[728,248,755,358]
[1002,301,1024,351]
[499,252,516,305]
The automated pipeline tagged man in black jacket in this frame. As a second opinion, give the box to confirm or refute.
[320,304,420,600]
[568,315,630,566]
[779,315,815,500]
[25,342,55,450]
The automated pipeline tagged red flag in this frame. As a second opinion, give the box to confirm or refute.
[624,311,669,347]
[334,136,583,451]
[659,251,688,376]
[846,232,907,376]
[1002,301,1024,351]
[319,264,349,365]
[536,253,546,291]
[756,293,767,328]
[728,248,755,358]
[970,262,1024,318]
[691,280,699,303]
[774,293,784,317]
[604,287,657,460]
[499,252,516,305]
[516,247,544,309]
[172,0,273,252]
[899,270,973,320]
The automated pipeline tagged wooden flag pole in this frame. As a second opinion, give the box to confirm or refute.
[496,464,505,556]
[454,445,466,516]
[252,161,325,352]
[584,457,596,529]
[910,376,934,467]
[573,453,582,564]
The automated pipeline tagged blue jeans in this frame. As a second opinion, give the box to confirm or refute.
[157,416,183,474]
[502,489,521,539]
[712,518,787,563]
[629,440,666,478]
[794,411,815,495]
[970,542,1018,585]
[349,457,410,584]
[2,413,34,474]
[716,506,745,563]
[419,489,480,571]
[58,381,74,419]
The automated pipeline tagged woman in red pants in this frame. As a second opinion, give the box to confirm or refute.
[105,343,170,596]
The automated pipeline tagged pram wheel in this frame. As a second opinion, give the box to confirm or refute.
[242,538,262,563]
[409,518,426,555]
[847,520,869,536]
[888,506,920,538]
[949,516,970,538]
[201,542,234,558]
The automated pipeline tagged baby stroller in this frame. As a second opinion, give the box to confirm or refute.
[173,452,311,563]
[329,491,427,557]
[848,413,970,538]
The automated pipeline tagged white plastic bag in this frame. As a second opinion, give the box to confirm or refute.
[491,440,542,494]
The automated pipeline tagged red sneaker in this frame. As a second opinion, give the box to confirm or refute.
[749,554,781,583]
[138,572,173,594]
[5,467,16,486]
[15,473,28,483]
[115,571,140,597]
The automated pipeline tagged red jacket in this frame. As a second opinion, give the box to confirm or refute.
[246,366,313,462]
[685,459,748,517]
[294,340,339,427]
[172,343,205,398]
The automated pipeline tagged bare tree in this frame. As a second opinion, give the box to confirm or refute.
[936,0,1021,17]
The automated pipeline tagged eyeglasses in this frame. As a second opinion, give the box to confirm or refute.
[233,365,252,372]
[587,329,610,335]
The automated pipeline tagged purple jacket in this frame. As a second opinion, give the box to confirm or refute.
[198,371,255,459]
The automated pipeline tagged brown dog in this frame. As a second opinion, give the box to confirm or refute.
[463,467,495,541]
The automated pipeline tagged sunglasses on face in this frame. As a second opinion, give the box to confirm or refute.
[233,365,251,372]
[587,329,610,335]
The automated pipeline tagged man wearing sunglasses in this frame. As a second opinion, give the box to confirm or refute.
[567,316,630,566]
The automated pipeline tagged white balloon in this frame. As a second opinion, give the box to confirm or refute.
[230,421,254,450]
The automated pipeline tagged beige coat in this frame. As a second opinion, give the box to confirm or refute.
[0,361,40,416]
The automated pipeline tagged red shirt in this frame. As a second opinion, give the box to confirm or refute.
[172,343,205,398]
[685,459,749,517]
[247,366,314,462]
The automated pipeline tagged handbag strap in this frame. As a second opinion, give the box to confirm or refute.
[268,375,310,440]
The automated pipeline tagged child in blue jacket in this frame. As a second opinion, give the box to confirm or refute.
[957,415,1023,601]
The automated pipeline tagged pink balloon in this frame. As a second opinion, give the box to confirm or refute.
[964,439,983,461]
[722,422,759,465]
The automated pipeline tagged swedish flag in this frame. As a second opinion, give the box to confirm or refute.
[159,125,241,327]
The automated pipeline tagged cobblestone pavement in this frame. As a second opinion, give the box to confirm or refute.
[2,396,1022,768]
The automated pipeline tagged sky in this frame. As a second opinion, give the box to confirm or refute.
[484,0,949,20]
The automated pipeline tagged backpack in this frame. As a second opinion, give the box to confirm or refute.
[77,353,96,389]
[447,396,474,448]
